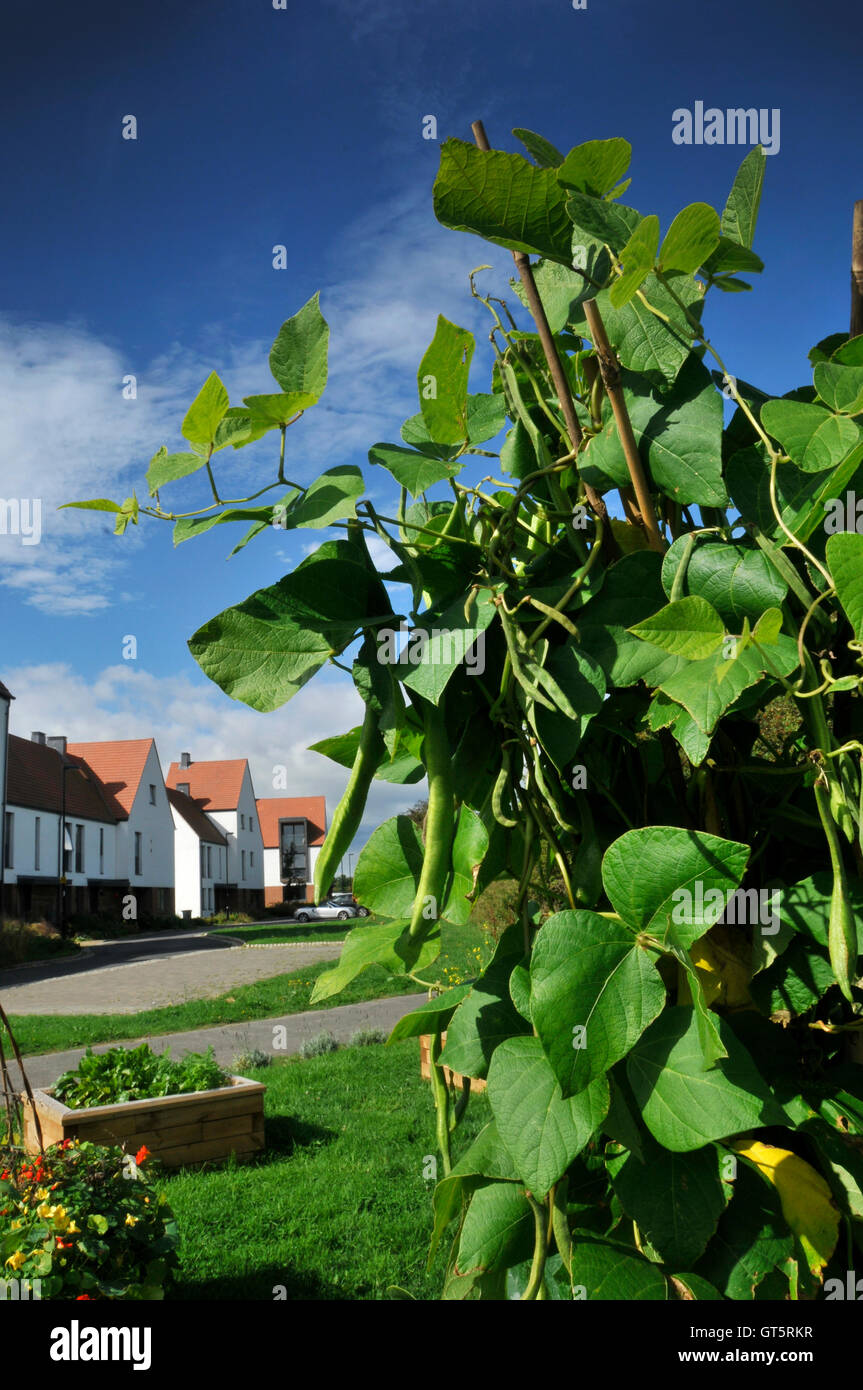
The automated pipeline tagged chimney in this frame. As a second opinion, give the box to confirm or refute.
[180,752,191,769]
[47,736,67,756]
[177,783,190,796]
[31,731,46,744]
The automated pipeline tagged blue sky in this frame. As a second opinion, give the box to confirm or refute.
[1,0,860,849]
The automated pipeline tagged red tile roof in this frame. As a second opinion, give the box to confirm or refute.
[6,735,118,823]
[256,797,327,848]
[165,759,248,811]
[66,739,156,818]
[166,788,227,845]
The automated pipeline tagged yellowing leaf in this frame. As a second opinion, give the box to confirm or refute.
[732,1140,840,1275]
[686,925,752,1008]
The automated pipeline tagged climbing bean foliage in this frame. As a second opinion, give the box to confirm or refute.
[67,130,863,1302]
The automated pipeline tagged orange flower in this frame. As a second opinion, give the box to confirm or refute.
[75,1294,92,1300]
[134,1146,150,1165]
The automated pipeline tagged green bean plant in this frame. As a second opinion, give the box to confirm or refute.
[66,125,863,1302]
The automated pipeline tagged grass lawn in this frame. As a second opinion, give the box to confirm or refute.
[9,921,495,1058]
[211,922,349,945]
[164,1040,489,1299]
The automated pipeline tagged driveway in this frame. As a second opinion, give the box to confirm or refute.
[0,929,343,1015]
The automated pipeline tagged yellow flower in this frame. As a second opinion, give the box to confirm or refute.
[124,1214,138,1227]
[52,1207,70,1232]
[9,1219,23,1231]
[66,1220,81,1235]
[5,1251,26,1271]
[35,1187,50,1201]
[36,1202,53,1219]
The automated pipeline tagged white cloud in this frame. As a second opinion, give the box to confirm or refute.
[3,661,424,855]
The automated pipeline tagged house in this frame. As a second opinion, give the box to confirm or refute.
[167,787,229,919]
[65,738,175,918]
[0,680,13,916]
[2,732,120,922]
[256,796,327,905]
[165,753,264,914]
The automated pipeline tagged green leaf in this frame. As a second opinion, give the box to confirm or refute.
[465,392,507,444]
[530,642,606,773]
[627,1008,785,1152]
[529,910,666,1097]
[694,1162,793,1299]
[442,806,490,927]
[387,985,473,1043]
[584,355,725,507]
[456,1182,535,1277]
[145,447,204,495]
[629,596,726,660]
[433,139,574,264]
[608,1134,729,1268]
[701,235,764,276]
[602,826,749,950]
[430,1121,523,1260]
[609,215,660,308]
[512,127,565,168]
[188,540,387,711]
[728,438,863,543]
[657,633,800,736]
[401,589,498,704]
[826,532,863,642]
[181,371,229,447]
[814,359,863,416]
[309,919,440,1003]
[720,146,766,249]
[760,398,862,472]
[268,292,329,405]
[59,498,122,513]
[564,192,640,253]
[286,465,364,529]
[511,257,610,333]
[576,551,689,688]
[368,442,462,498]
[568,1234,668,1300]
[808,332,850,367]
[242,393,306,427]
[488,1036,609,1196]
[441,924,532,1079]
[353,815,423,919]
[556,138,632,197]
[417,316,474,446]
[569,275,702,387]
[658,203,720,274]
[660,535,787,625]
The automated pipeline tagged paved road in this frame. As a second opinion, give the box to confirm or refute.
[0,929,343,1016]
[5,993,424,1091]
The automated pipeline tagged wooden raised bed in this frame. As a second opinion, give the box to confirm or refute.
[419,1033,486,1094]
[20,1075,266,1169]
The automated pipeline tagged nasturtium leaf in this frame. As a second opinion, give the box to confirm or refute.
[627,1008,785,1152]
[629,596,726,660]
[512,127,565,169]
[368,442,462,497]
[568,1234,668,1301]
[609,215,659,308]
[556,138,632,196]
[814,359,863,416]
[658,203,720,274]
[608,1135,729,1268]
[719,146,766,250]
[529,910,666,1097]
[601,826,749,950]
[188,540,387,711]
[456,1182,535,1277]
[386,985,473,1043]
[433,139,574,264]
[488,1037,609,1196]
[181,371,229,447]
[268,292,329,405]
[145,447,204,495]
[309,918,440,1003]
[826,532,863,642]
[441,924,532,1079]
[660,535,787,624]
[760,398,861,472]
[417,315,474,446]
[732,1140,840,1276]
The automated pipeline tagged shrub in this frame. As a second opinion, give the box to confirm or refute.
[53,1044,231,1109]
[0,918,74,968]
[298,1031,339,1059]
[0,1138,178,1299]
[231,1048,272,1072]
[348,1029,388,1047]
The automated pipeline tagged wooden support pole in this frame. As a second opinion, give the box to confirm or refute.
[582,298,666,553]
[851,200,863,339]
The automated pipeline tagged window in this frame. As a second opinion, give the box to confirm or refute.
[200,843,206,875]
[75,824,84,874]
[250,851,254,868]
[4,811,13,870]
[149,784,157,805]
[249,815,254,831]
[134,832,142,876]
[34,816,41,871]
[280,820,308,882]
[206,845,212,878]
[241,849,246,881]
[240,813,245,830]
[99,828,104,874]
[63,825,73,875]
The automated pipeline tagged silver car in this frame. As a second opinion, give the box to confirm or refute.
[294,898,365,923]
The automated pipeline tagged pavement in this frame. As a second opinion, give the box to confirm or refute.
[0,928,344,1016]
[4,993,424,1091]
